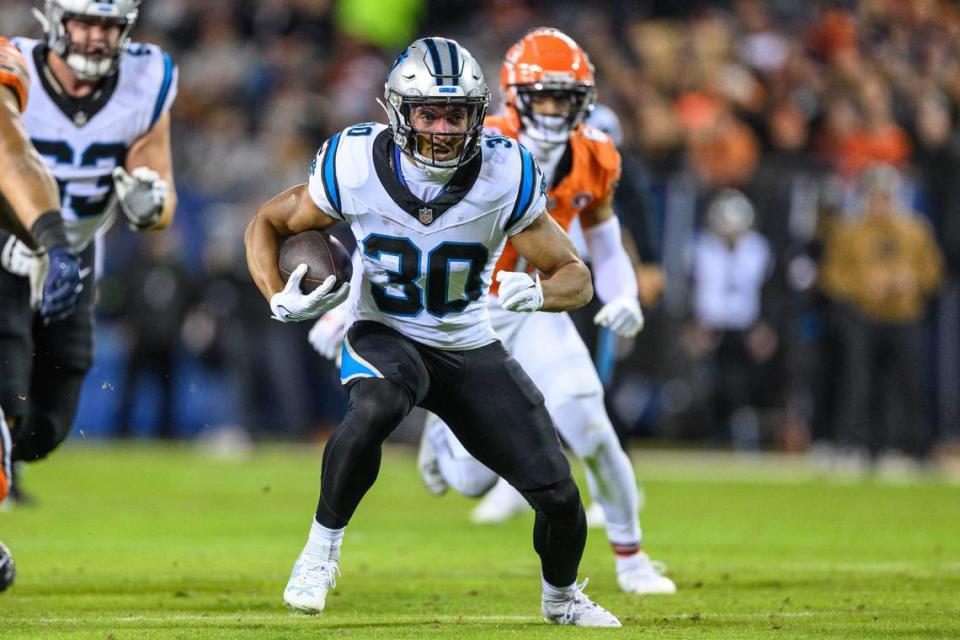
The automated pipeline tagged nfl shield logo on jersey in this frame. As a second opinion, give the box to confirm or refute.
[418,207,434,224]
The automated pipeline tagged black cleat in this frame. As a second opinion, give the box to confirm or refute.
[0,541,15,591]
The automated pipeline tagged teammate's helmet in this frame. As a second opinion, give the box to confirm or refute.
[36,0,140,81]
[501,28,597,144]
[383,37,489,169]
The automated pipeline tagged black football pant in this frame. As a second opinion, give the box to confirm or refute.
[0,237,95,461]
[315,320,586,587]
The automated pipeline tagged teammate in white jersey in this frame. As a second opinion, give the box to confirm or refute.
[0,0,177,478]
[246,37,621,627]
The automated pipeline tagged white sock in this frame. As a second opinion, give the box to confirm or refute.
[542,575,576,601]
[306,519,345,562]
[615,550,644,574]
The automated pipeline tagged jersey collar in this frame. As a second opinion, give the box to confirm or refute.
[374,129,482,226]
[34,43,119,128]
[550,141,574,190]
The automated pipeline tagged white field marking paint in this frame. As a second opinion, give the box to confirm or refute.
[20,614,541,625]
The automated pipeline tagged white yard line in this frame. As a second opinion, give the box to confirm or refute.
[15,610,883,626]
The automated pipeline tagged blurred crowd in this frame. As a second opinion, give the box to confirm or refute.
[4,0,960,468]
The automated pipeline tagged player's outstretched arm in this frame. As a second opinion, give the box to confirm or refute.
[245,183,338,302]
[509,211,593,312]
[580,198,645,337]
[0,87,83,322]
[0,88,60,244]
[116,112,177,231]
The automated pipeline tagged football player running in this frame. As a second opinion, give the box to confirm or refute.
[0,32,83,591]
[310,29,676,595]
[247,37,621,627]
[1,1,177,487]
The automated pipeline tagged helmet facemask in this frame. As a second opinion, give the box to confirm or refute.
[36,0,139,81]
[386,93,488,170]
[383,38,490,171]
[513,84,596,144]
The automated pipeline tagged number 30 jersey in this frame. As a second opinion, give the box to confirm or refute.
[307,123,546,350]
[12,38,177,251]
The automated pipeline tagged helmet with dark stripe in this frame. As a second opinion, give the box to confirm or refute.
[383,37,489,169]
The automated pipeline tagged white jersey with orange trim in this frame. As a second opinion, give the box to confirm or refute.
[12,38,177,251]
[306,122,547,350]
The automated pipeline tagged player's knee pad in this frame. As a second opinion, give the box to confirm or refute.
[549,393,620,460]
[61,340,94,376]
[339,379,412,449]
[43,314,95,377]
[11,414,60,462]
[521,477,582,522]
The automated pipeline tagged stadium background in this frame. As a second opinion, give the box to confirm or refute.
[4,0,960,465]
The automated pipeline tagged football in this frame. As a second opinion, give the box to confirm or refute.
[278,230,352,294]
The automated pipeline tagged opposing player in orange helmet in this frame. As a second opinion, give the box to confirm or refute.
[500,27,597,144]
[419,28,677,597]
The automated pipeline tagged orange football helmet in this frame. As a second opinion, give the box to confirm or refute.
[501,28,597,143]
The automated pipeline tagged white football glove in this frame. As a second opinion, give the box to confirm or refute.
[496,271,543,313]
[270,264,349,322]
[2,234,47,310]
[112,166,169,231]
[308,301,349,364]
[593,296,645,337]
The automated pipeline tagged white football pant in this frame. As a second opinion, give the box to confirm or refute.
[427,306,642,547]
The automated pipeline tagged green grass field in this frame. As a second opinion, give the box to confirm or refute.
[2,444,959,639]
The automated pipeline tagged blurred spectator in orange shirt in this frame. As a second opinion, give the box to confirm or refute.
[808,7,858,64]
[676,93,760,188]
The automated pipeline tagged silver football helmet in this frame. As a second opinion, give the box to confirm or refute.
[706,189,755,238]
[34,0,140,81]
[383,37,489,169]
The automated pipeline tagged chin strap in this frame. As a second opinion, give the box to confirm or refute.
[413,159,458,181]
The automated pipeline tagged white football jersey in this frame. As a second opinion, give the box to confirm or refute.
[12,38,178,251]
[307,123,546,350]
